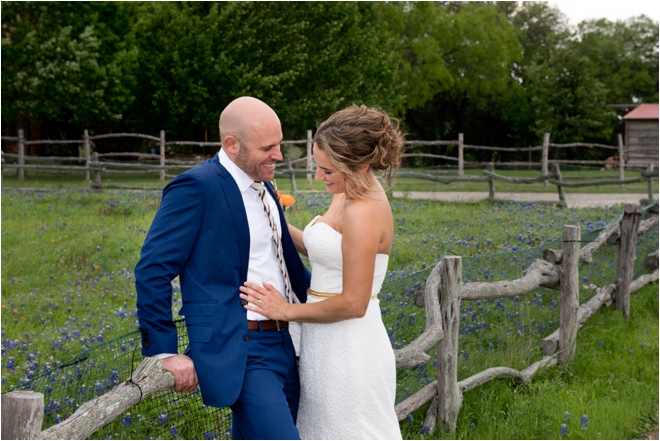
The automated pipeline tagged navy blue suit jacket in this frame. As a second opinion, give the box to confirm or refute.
[135,157,309,408]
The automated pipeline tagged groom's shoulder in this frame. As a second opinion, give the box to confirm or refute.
[163,158,228,196]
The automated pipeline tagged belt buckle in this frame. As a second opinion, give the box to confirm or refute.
[276,320,282,331]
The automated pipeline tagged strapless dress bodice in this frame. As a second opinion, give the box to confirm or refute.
[303,216,389,299]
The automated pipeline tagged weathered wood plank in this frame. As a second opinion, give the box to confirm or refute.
[437,257,463,433]
[559,225,580,364]
[461,259,560,300]
[40,358,175,440]
[2,391,44,440]
[540,269,658,355]
[395,381,438,421]
[616,204,643,318]
[395,262,444,368]
[541,284,615,355]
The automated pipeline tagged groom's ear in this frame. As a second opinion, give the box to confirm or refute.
[224,135,240,155]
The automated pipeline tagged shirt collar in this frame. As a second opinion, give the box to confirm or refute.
[218,149,258,193]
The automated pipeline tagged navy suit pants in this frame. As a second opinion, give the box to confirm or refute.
[230,327,300,440]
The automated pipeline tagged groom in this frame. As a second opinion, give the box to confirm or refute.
[135,97,309,439]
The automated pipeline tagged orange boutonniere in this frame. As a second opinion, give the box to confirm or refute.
[272,180,296,212]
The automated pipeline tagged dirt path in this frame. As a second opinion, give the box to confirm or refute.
[392,191,654,208]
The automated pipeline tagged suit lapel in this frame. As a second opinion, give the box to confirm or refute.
[212,159,250,282]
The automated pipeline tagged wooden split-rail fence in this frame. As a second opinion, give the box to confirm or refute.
[2,203,658,439]
[3,130,657,193]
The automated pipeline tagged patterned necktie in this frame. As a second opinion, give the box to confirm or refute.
[251,181,295,304]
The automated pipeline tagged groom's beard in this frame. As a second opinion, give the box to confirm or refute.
[235,145,276,182]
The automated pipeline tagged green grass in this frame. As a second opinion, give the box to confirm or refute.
[3,165,657,195]
[1,188,657,439]
[399,282,659,440]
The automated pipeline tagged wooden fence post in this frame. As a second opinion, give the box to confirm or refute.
[1,391,44,439]
[487,162,495,200]
[437,256,462,433]
[552,162,566,207]
[17,128,25,181]
[306,129,313,184]
[159,130,166,182]
[457,133,464,187]
[647,164,654,200]
[617,133,624,189]
[559,225,580,364]
[92,152,102,187]
[286,158,297,192]
[616,204,642,319]
[542,132,550,188]
[84,129,91,182]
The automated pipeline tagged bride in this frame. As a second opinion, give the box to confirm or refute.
[240,104,404,440]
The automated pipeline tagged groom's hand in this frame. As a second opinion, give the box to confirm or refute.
[162,354,198,392]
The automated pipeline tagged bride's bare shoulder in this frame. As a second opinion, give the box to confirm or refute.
[343,196,390,226]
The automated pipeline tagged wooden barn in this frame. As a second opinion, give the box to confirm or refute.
[623,103,659,168]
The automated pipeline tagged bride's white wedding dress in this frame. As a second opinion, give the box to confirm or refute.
[296,216,402,440]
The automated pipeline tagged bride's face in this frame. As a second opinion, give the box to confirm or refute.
[313,145,346,194]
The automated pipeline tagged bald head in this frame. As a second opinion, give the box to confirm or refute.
[219,97,280,146]
[219,97,284,181]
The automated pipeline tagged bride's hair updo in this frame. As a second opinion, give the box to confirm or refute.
[314,104,405,199]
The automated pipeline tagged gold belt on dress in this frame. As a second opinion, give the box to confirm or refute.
[308,288,378,300]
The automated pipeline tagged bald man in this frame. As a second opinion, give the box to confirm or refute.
[136,97,309,439]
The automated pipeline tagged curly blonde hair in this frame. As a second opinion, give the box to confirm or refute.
[314,105,405,199]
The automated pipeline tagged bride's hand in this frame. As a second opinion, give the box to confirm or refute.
[239,282,289,321]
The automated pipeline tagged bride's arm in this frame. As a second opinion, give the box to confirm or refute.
[288,223,308,256]
[240,200,380,323]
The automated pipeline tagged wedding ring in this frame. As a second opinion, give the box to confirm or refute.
[257,299,262,307]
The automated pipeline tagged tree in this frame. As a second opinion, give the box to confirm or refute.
[576,16,659,105]
[128,2,402,141]
[388,2,522,152]
[1,2,137,134]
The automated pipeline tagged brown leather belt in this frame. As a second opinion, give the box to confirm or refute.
[247,320,288,331]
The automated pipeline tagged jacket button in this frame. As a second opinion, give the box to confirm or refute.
[243,334,249,341]
[144,342,150,348]
[241,299,248,306]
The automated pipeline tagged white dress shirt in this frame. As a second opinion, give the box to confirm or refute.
[218,149,288,321]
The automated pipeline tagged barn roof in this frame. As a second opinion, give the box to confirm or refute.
[623,104,659,120]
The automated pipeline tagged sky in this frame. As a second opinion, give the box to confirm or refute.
[549,0,660,25]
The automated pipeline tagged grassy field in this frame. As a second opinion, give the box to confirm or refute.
[1,188,657,439]
[2,164,658,195]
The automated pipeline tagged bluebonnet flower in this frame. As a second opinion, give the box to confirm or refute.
[421,426,431,435]
[560,424,568,436]
[6,357,14,369]
[405,414,413,424]
[563,411,570,423]
[120,413,132,427]
[580,415,589,430]
[170,425,179,437]
[470,422,476,431]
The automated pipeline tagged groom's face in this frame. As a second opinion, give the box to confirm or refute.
[234,122,283,182]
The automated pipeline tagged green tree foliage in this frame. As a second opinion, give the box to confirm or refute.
[577,16,659,105]
[1,1,657,160]
[129,2,402,140]
[1,2,137,131]
[389,2,522,155]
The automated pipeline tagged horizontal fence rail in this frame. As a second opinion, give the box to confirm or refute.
[4,130,657,189]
